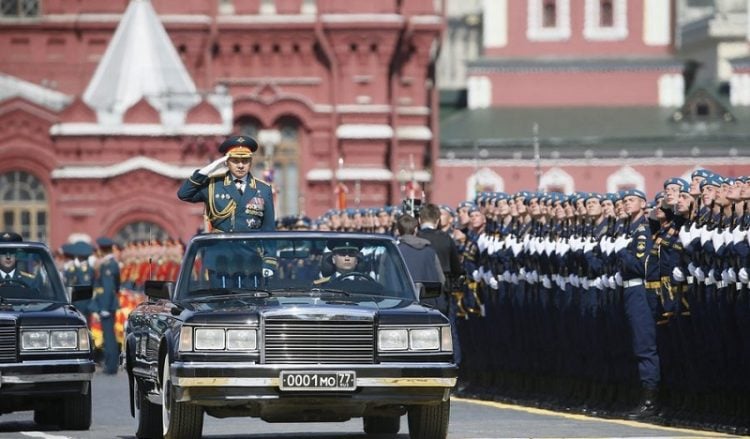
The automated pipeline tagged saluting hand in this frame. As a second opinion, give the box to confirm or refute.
[199,156,227,176]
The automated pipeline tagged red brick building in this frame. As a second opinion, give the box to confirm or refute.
[0,0,443,246]
[436,0,750,204]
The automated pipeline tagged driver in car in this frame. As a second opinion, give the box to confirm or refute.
[314,240,368,286]
[0,232,38,289]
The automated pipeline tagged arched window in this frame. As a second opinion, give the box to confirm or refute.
[0,171,48,242]
[114,221,170,244]
[234,115,260,139]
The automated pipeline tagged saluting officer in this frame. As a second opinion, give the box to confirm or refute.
[178,135,275,233]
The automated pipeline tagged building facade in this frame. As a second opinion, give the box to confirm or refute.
[436,0,750,204]
[0,0,444,246]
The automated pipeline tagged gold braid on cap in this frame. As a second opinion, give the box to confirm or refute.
[206,177,236,221]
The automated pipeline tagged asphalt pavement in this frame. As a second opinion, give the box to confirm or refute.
[0,369,736,439]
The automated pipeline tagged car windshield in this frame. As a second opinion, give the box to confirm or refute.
[0,246,67,302]
[177,235,417,301]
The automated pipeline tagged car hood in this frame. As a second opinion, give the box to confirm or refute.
[0,302,88,326]
[177,294,446,326]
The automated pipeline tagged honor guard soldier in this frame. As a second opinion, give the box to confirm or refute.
[91,237,121,375]
[178,135,276,233]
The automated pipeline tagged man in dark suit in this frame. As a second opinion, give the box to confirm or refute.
[417,203,463,312]
[417,204,464,369]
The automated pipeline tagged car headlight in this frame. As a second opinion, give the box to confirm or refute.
[226,329,256,350]
[21,329,86,351]
[50,330,78,350]
[194,328,225,350]
[22,330,49,350]
[378,329,408,351]
[378,326,452,352]
[409,328,440,351]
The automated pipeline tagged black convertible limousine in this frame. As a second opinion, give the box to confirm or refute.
[124,232,456,439]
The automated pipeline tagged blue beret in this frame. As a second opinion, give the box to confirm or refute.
[439,204,455,215]
[584,192,603,201]
[691,168,713,180]
[723,177,735,185]
[654,191,665,202]
[605,192,620,202]
[457,201,475,210]
[700,175,722,189]
[663,177,690,193]
[218,135,259,157]
[622,189,647,201]
[467,204,480,214]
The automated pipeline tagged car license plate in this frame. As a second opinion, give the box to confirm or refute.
[279,371,356,391]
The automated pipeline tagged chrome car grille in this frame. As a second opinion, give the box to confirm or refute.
[0,321,18,363]
[263,318,374,364]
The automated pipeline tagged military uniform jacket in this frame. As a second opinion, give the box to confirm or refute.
[618,215,653,281]
[178,171,275,232]
[92,255,120,313]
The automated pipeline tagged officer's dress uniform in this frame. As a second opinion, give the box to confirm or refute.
[179,172,275,233]
[177,135,275,233]
[92,248,120,375]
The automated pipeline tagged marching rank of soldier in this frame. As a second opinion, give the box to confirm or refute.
[295,169,750,434]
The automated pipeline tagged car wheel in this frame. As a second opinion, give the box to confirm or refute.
[161,355,203,439]
[407,399,450,439]
[363,415,400,434]
[59,391,92,430]
[133,376,162,439]
[33,406,61,426]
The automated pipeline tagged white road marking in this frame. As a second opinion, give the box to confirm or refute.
[21,432,72,439]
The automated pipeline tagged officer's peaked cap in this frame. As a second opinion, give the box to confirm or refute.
[218,135,259,158]
[0,231,23,243]
[96,236,115,248]
[327,239,361,254]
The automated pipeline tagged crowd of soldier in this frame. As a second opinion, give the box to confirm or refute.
[283,170,749,433]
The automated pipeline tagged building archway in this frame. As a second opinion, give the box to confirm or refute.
[607,165,645,192]
[0,170,48,241]
[467,168,504,200]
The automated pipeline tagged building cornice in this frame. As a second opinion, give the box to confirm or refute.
[51,156,197,180]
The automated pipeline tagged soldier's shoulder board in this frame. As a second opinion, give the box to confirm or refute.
[20,271,35,279]
[636,225,647,233]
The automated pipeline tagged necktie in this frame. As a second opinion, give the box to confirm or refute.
[235,179,244,195]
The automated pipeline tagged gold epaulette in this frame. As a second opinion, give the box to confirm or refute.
[253,177,271,188]
[20,271,35,279]
[313,276,330,285]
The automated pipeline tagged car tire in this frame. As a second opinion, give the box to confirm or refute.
[33,407,61,426]
[133,376,162,439]
[407,399,450,439]
[162,355,203,439]
[60,391,92,430]
[363,415,400,434]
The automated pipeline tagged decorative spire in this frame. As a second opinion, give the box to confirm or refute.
[82,0,198,125]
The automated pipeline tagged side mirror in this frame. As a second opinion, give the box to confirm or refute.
[71,285,93,302]
[416,281,442,299]
[144,281,173,300]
